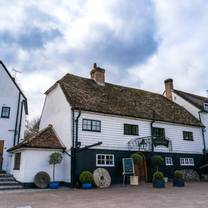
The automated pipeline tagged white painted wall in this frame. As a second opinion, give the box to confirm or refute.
[10,149,67,183]
[40,84,72,149]
[172,92,200,119]
[77,111,204,154]
[0,64,27,171]
[172,91,208,150]
[40,83,72,182]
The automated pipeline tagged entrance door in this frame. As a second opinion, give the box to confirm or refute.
[0,140,4,171]
[135,152,147,183]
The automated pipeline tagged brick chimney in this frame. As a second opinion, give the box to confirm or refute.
[164,78,173,101]
[90,63,105,86]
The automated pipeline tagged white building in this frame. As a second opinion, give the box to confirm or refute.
[0,61,28,172]
[8,64,205,186]
[164,79,207,154]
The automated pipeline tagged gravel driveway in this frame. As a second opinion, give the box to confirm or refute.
[0,182,208,208]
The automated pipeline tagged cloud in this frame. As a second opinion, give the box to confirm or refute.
[0,0,208,120]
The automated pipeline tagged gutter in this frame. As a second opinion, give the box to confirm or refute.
[198,111,207,160]
[14,92,21,146]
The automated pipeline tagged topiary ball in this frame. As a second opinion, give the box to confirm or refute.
[151,155,164,167]
[131,153,143,165]
[79,171,93,184]
[173,170,183,180]
[153,171,164,181]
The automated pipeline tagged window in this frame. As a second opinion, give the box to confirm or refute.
[165,157,173,166]
[14,153,21,170]
[153,127,165,138]
[96,154,114,167]
[1,106,10,118]
[180,158,194,166]
[124,124,139,135]
[183,131,193,141]
[82,119,101,132]
[204,103,208,111]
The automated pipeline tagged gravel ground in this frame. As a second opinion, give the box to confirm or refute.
[0,182,208,208]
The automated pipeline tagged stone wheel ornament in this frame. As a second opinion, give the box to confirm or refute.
[93,168,111,188]
[34,171,50,188]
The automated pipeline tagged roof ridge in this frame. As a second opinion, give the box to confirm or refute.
[174,89,208,100]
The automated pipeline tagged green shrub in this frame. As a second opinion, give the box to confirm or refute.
[79,171,93,184]
[151,155,164,171]
[153,171,164,181]
[131,153,143,166]
[173,170,183,180]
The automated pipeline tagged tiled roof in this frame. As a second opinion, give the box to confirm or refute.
[55,73,202,127]
[8,125,65,152]
[174,89,208,111]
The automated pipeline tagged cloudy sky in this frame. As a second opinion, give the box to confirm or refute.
[1,0,208,119]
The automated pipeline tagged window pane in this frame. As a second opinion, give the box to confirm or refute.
[124,124,138,135]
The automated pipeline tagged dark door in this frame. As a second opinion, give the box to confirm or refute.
[0,140,4,172]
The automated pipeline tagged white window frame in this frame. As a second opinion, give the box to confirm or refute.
[165,157,173,166]
[96,154,115,167]
[180,158,194,166]
[204,103,208,111]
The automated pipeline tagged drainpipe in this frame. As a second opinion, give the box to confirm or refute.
[71,109,81,187]
[198,111,206,161]
[13,92,21,146]
[17,100,24,144]
[150,111,156,152]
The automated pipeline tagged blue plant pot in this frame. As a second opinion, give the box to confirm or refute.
[49,182,59,189]
[82,183,92,189]
[153,180,165,188]
[173,179,185,187]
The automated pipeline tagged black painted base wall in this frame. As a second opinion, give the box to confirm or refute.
[75,149,204,184]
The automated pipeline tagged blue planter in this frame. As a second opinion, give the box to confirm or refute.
[153,180,165,188]
[49,182,59,189]
[82,183,92,189]
[173,179,185,187]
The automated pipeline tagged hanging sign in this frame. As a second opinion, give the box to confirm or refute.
[152,137,169,147]
[122,158,135,175]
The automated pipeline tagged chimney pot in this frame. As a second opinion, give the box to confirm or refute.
[164,78,173,101]
[90,63,105,86]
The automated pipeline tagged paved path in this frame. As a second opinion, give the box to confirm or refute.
[0,182,208,208]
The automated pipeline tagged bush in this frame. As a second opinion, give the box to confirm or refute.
[173,170,183,180]
[49,152,63,165]
[79,171,93,184]
[153,171,164,181]
[151,155,164,171]
[131,153,143,166]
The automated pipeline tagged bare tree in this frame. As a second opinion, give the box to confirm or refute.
[24,117,40,139]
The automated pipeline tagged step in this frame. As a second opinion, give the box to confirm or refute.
[0,174,13,178]
[0,177,16,181]
[0,180,20,186]
[0,184,23,190]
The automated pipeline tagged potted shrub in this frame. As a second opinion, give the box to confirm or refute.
[151,155,164,171]
[153,171,165,188]
[79,171,93,189]
[173,170,185,187]
[48,152,63,189]
[130,153,143,185]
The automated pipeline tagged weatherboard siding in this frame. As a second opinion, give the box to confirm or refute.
[76,111,203,154]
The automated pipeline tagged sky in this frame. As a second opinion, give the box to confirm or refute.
[0,0,208,120]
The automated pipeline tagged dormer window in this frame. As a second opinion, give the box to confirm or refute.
[204,103,208,111]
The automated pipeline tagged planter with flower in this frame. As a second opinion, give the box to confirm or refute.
[153,171,165,188]
[173,170,185,187]
[79,171,93,189]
